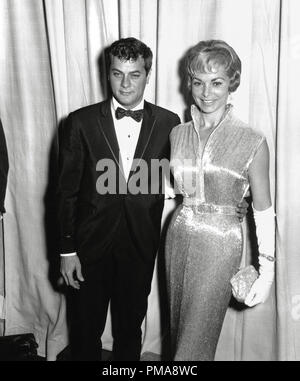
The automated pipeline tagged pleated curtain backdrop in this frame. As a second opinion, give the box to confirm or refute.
[0,0,299,360]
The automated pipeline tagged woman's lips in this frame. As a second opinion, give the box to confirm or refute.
[201,99,215,105]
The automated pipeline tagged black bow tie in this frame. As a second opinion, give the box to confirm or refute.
[115,107,144,122]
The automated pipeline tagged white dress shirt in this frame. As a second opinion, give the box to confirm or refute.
[111,97,144,181]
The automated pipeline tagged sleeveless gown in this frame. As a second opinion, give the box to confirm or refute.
[165,105,264,361]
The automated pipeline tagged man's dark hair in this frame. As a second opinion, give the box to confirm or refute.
[107,37,153,75]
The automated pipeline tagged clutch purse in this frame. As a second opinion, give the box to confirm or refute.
[230,265,258,303]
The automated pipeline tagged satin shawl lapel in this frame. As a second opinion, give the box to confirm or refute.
[128,101,157,180]
[97,100,125,177]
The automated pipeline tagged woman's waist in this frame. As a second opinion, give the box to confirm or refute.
[182,198,237,215]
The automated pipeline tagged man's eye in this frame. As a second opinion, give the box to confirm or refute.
[113,72,121,77]
[131,74,140,79]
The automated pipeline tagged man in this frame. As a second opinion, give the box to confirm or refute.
[58,37,247,361]
[0,119,8,219]
[58,38,180,361]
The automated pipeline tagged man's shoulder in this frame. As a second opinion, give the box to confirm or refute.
[145,101,180,121]
[70,101,107,119]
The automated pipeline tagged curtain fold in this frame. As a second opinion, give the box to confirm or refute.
[276,0,300,361]
[0,220,5,334]
[0,0,67,359]
[0,0,299,360]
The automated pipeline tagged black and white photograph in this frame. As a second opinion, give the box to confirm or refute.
[0,0,299,366]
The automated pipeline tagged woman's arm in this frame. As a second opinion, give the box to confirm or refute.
[248,139,271,210]
[245,139,275,307]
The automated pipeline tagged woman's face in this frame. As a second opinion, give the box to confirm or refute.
[191,65,231,115]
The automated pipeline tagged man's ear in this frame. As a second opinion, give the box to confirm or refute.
[146,68,152,84]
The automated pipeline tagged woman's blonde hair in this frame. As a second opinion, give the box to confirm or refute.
[185,40,241,92]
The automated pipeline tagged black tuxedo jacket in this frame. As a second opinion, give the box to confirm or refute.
[57,100,180,264]
[0,119,8,213]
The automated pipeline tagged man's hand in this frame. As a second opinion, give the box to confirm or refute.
[60,255,84,289]
[236,198,249,222]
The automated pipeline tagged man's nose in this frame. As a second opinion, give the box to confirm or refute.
[121,75,130,88]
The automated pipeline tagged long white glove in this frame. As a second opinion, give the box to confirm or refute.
[245,205,275,307]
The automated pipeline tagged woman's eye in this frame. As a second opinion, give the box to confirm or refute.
[193,81,202,87]
[213,81,222,87]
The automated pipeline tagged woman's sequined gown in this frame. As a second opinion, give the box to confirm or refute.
[165,105,264,361]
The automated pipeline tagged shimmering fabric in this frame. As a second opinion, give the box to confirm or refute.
[165,105,264,361]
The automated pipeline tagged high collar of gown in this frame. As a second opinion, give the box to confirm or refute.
[190,103,233,133]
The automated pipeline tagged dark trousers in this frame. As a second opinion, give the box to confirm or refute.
[68,233,156,361]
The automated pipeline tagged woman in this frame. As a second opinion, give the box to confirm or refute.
[165,40,275,361]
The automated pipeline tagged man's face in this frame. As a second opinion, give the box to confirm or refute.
[109,56,150,109]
